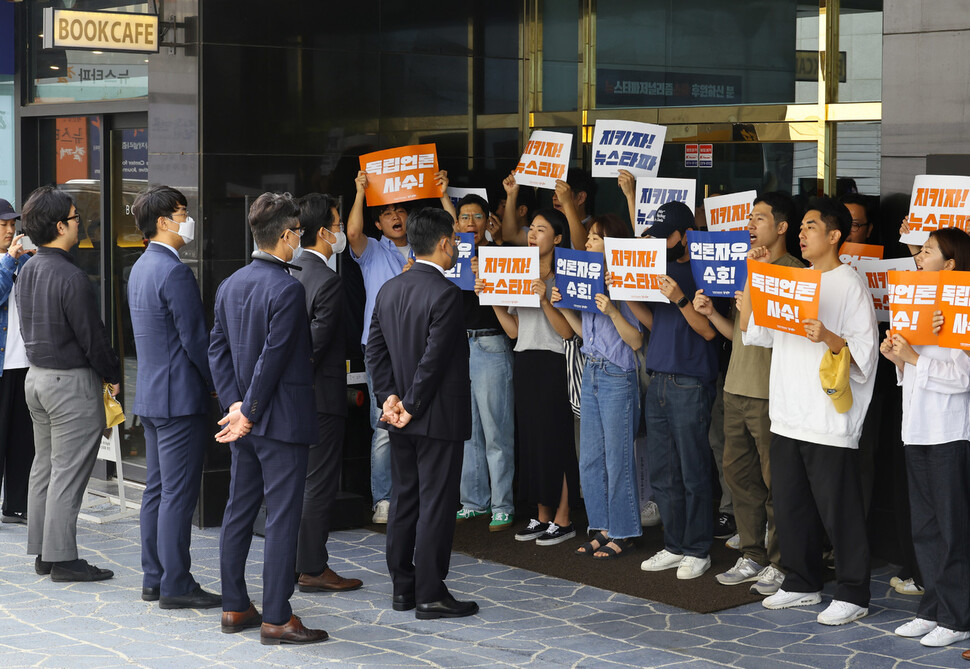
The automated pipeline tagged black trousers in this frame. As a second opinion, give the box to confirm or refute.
[295,412,346,574]
[907,441,970,631]
[0,367,34,515]
[386,432,462,605]
[771,434,871,607]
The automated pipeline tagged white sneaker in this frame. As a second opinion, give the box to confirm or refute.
[895,618,937,638]
[817,600,868,625]
[920,626,970,647]
[716,557,763,585]
[749,565,785,596]
[725,533,741,550]
[762,588,822,610]
[894,578,925,595]
[640,549,684,572]
[676,555,711,580]
[372,500,390,524]
[640,501,661,527]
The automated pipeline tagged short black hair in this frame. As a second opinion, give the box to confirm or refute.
[298,193,338,248]
[456,194,489,219]
[588,213,632,239]
[806,195,852,246]
[132,185,187,239]
[515,185,537,218]
[753,191,798,227]
[249,192,300,250]
[566,168,596,213]
[370,202,410,220]
[22,185,75,246]
[531,207,571,248]
[930,227,970,272]
[407,207,455,256]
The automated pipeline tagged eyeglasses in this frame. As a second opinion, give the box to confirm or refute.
[287,227,304,238]
[64,213,82,226]
[850,220,867,230]
[458,213,485,222]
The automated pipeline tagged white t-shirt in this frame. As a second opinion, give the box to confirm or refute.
[897,344,970,445]
[4,280,28,370]
[742,263,878,449]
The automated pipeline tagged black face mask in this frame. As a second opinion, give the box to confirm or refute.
[666,239,686,262]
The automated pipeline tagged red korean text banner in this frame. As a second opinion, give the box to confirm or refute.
[887,270,938,346]
[748,260,821,335]
[359,144,442,206]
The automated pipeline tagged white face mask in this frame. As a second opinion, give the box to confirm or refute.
[287,230,303,262]
[166,215,195,244]
[327,229,347,255]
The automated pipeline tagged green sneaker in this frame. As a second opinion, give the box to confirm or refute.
[489,512,513,532]
[456,508,489,522]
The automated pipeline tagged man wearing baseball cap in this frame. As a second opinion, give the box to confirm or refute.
[0,198,35,526]
[629,200,724,581]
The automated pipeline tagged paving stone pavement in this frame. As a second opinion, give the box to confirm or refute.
[0,509,965,668]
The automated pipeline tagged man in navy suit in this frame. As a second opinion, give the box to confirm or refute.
[209,192,328,645]
[129,186,220,609]
[291,194,363,593]
[365,207,477,619]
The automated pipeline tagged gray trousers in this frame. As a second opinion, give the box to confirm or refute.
[25,366,105,562]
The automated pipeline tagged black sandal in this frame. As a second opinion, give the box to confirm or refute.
[592,537,635,560]
[575,531,609,556]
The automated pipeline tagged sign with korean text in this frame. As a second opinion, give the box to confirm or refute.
[839,242,884,272]
[937,271,970,349]
[634,177,696,237]
[55,117,89,184]
[554,247,605,311]
[686,230,749,297]
[477,246,540,308]
[42,8,159,53]
[446,187,489,209]
[854,257,916,322]
[704,191,757,232]
[590,120,666,179]
[900,175,970,245]
[698,144,713,168]
[887,270,939,345]
[685,144,698,168]
[359,144,441,207]
[748,261,821,335]
[513,130,572,190]
[604,237,667,303]
[443,232,475,291]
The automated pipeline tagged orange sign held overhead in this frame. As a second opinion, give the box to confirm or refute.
[359,144,442,206]
[839,242,883,272]
[748,260,821,335]
[887,270,939,345]
[936,270,970,350]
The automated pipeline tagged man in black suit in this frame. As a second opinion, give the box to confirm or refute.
[365,207,477,619]
[291,193,362,593]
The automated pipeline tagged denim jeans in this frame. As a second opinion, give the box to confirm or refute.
[579,357,641,539]
[645,373,714,557]
[459,334,515,515]
[364,360,392,507]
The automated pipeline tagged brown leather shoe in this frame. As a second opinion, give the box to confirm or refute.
[260,615,328,645]
[298,568,363,593]
[221,603,262,633]
[963,648,970,661]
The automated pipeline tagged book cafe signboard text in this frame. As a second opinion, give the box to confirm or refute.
[42,8,159,53]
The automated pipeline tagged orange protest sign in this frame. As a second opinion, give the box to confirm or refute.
[887,270,939,345]
[359,144,442,206]
[748,260,821,335]
[55,116,89,183]
[838,242,883,272]
[936,270,970,349]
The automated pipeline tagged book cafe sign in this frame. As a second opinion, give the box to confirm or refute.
[42,8,159,53]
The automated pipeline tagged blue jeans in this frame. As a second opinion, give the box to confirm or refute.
[579,358,641,540]
[645,373,714,557]
[459,334,515,515]
[365,360,392,507]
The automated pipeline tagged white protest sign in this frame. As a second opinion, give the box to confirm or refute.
[477,246,540,308]
[446,187,490,208]
[704,190,757,232]
[513,130,572,190]
[855,256,918,322]
[900,174,970,246]
[604,237,668,303]
[634,177,696,237]
[590,120,666,179]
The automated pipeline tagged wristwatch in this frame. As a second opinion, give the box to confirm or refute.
[676,295,689,308]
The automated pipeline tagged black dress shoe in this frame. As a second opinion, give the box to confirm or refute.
[1,511,26,524]
[415,595,479,620]
[159,585,222,609]
[34,556,52,575]
[392,594,416,611]
[142,587,160,602]
[50,559,113,582]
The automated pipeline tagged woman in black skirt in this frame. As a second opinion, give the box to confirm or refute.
[478,208,580,546]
